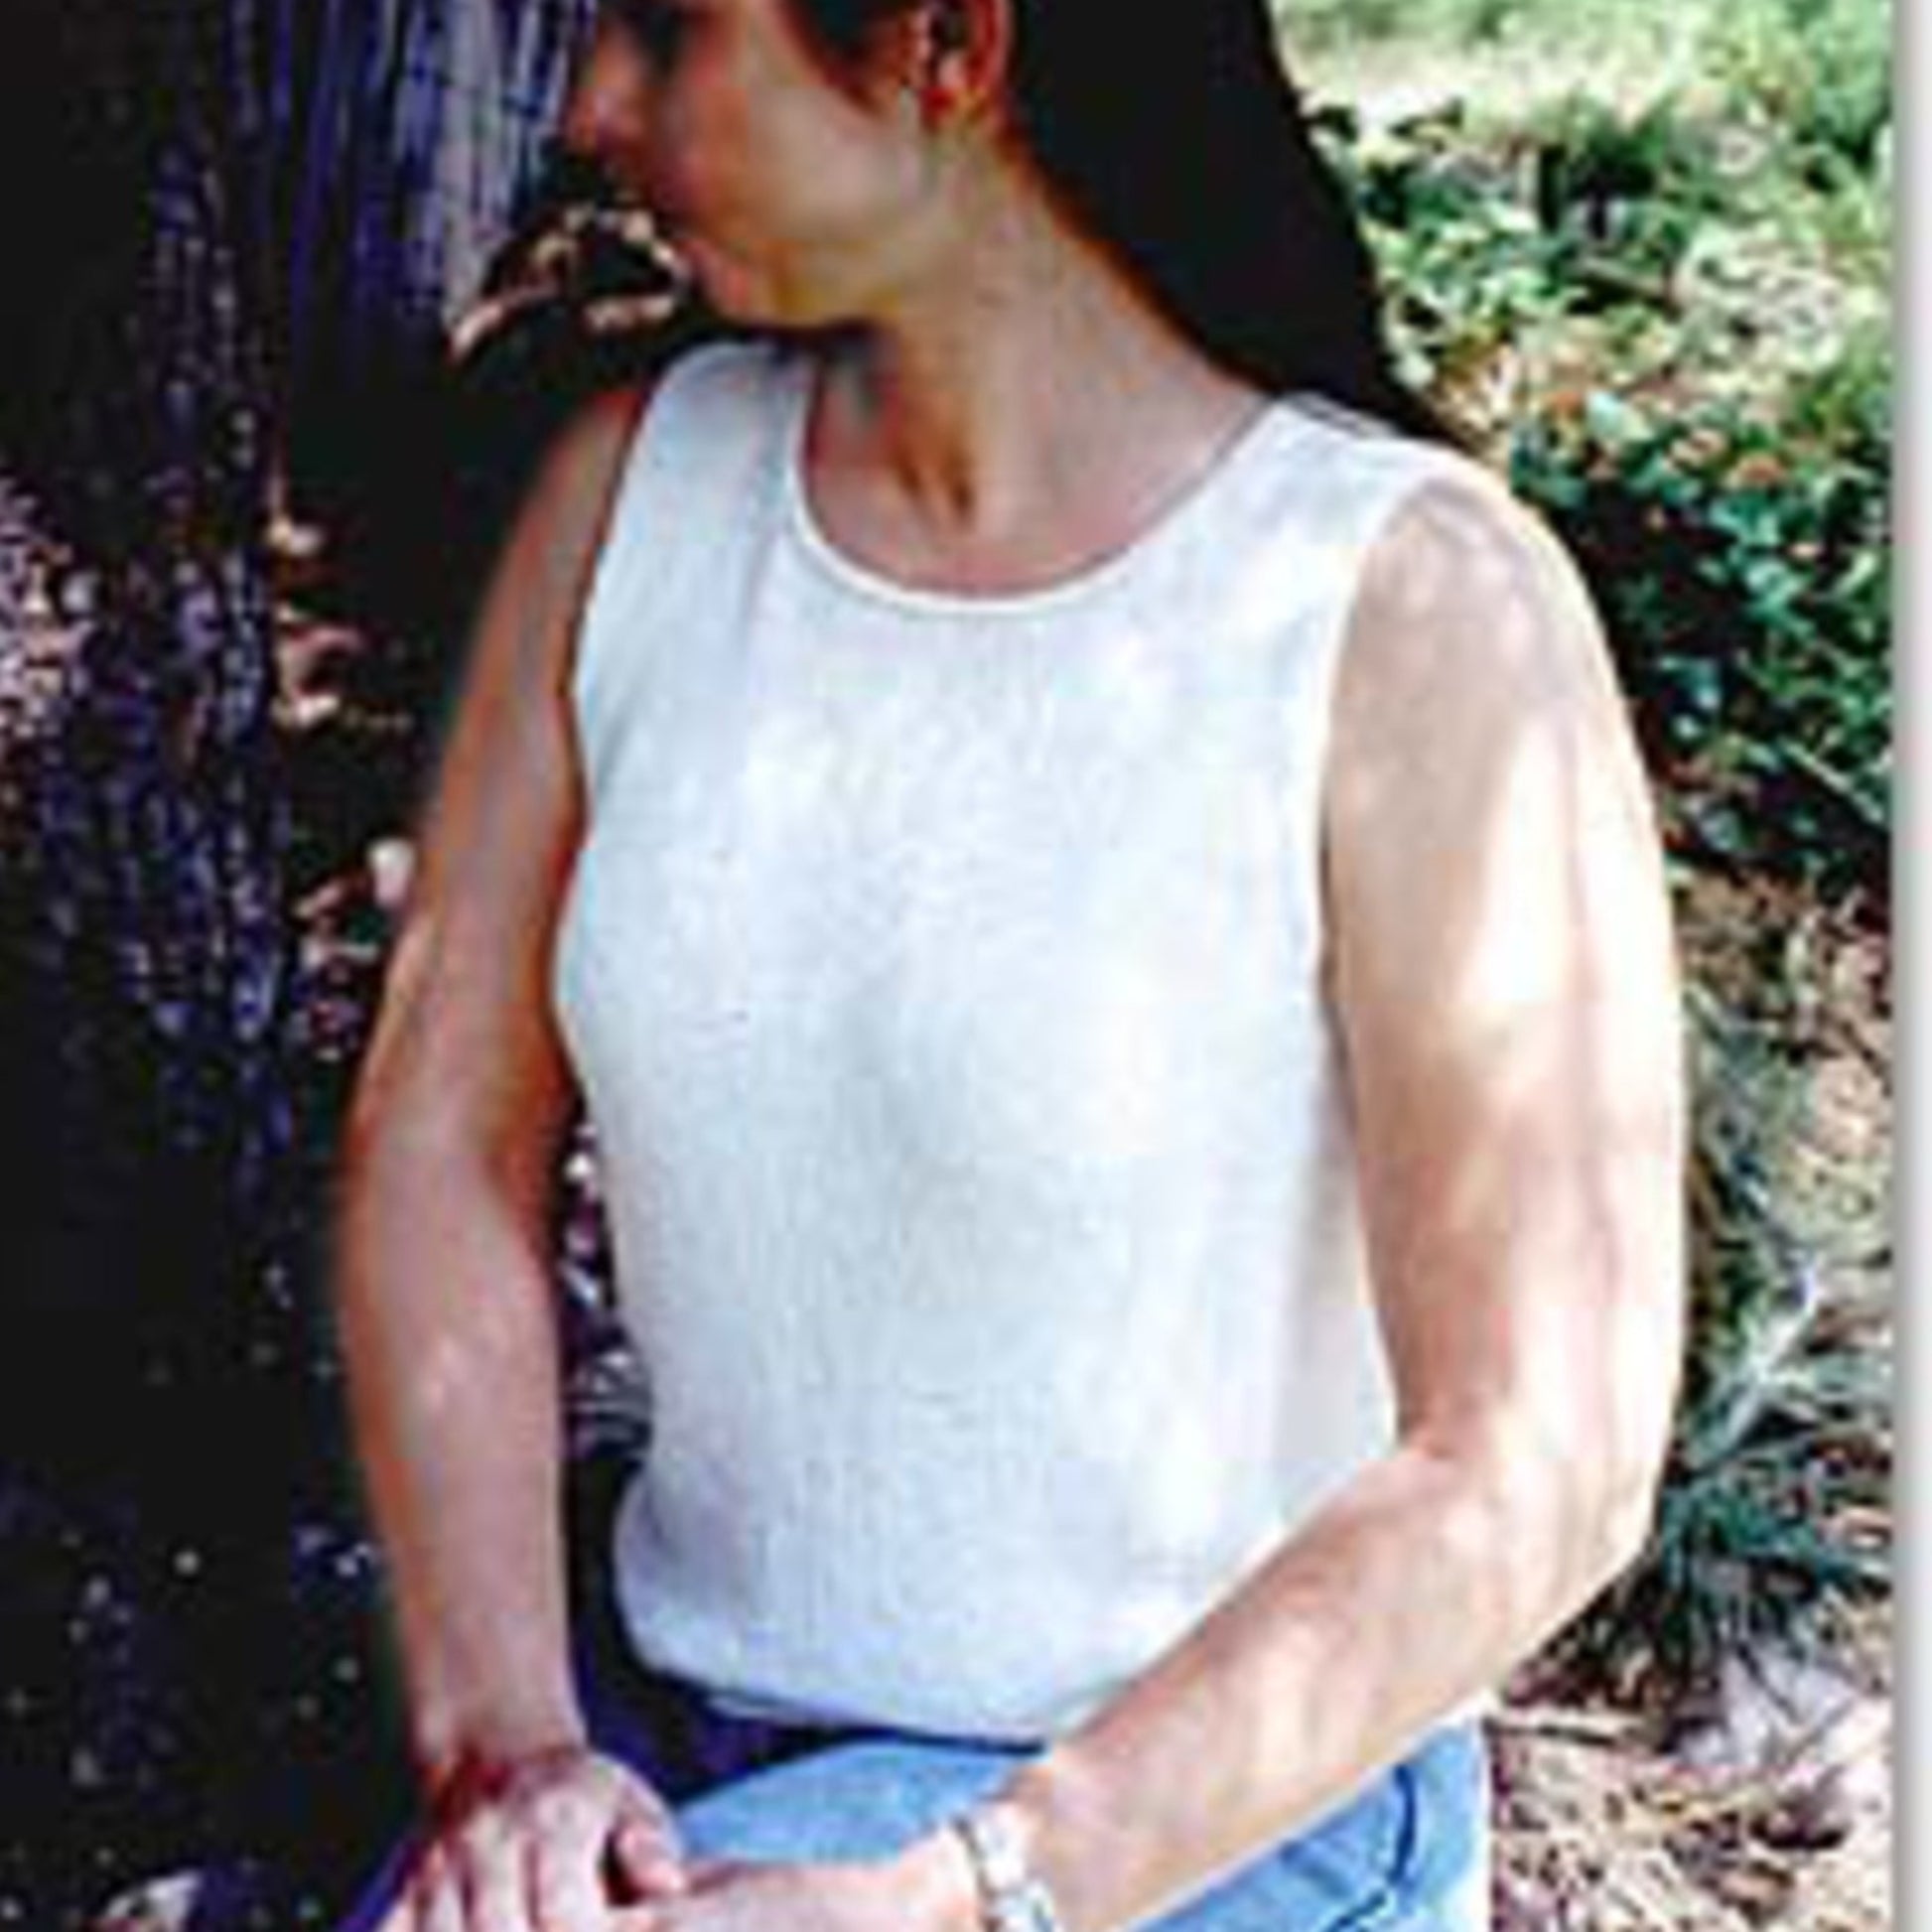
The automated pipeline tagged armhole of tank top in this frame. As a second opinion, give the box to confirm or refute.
[568,342,784,776]
[1304,439,1510,986]
[567,372,668,758]
[568,345,753,777]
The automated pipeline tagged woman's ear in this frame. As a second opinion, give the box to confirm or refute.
[898,0,1014,127]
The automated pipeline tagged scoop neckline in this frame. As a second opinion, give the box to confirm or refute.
[777,358,1301,621]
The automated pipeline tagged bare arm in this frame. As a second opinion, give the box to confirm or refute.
[876,476,1689,1932]
[333,379,659,1884]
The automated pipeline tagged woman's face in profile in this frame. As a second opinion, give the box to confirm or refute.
[566,0,948,328]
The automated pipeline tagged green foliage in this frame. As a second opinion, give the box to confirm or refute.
[1704,0,1891,179]
[1508,354,1890,901]
[1311,48,1891,905]
[1523,95,1728,287]
[1315,101,1561,399]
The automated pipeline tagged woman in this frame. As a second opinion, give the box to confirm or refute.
[335,1,1687,1927]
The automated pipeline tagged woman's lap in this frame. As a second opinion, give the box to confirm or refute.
[339,1632,1491,1931]
[673,1724,1490,1932]
[340,1731,1487,1931]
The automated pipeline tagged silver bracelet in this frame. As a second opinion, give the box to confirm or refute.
[949,1799,1068,1932]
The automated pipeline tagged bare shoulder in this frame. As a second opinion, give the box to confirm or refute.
[541,376,656,495]
[1321,451,1678,1041]
[1325,458,1655,847]
[407,370,660,886]
[512,377,657,576]
[474,375,657,696]
[1343,460,1613,719]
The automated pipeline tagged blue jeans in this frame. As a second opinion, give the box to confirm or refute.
[340,1628,1490,1931]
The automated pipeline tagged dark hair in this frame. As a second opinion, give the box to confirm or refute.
[789,0,1460,445]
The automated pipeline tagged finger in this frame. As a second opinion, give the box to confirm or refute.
[609,1767,683,1849]
[608,1809,689,1901]
[458,1818,536,1932]
[423,1880,469,1932]
[527,1797,615,1932]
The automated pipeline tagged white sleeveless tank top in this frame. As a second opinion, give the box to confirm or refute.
[555,340,1476,1738]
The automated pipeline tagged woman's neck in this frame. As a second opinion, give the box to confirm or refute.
[804,186,1266,591]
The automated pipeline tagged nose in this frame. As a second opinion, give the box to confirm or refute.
[559,17,651,168]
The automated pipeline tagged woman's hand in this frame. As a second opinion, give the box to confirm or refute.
[377,1743,690,1932]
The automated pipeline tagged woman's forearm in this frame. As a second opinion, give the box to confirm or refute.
[935,1425,1656,1932]
[318,379,641,1809]
[337,1127,584,1791]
